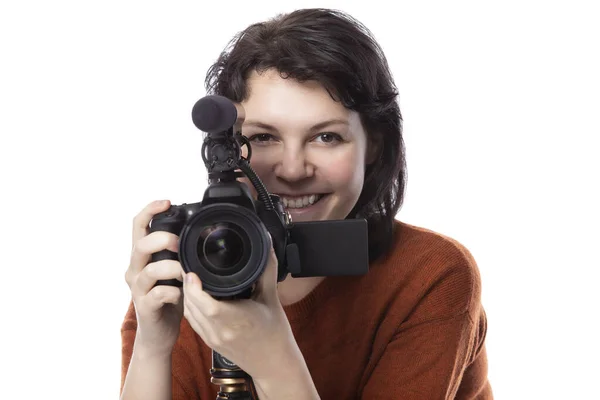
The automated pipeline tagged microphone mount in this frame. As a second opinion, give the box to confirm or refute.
[201,127,252,183]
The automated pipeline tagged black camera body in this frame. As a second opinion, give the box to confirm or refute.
[149,95,369,300]
[150,180,295,299]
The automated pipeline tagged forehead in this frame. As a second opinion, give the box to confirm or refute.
[241,69,352,125]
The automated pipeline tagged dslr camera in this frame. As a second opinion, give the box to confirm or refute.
[150,95,369,300]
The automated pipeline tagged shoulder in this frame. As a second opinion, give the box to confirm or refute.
[386,220,480,268]
[367,219,484,322]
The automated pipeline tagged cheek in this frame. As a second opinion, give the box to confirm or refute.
[244,151,273,181]
[239,150,272,196]
[320,149,365,192]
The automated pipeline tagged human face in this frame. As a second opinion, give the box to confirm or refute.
[239,69,370,223]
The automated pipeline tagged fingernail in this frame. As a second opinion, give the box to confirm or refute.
[185,273,193,285]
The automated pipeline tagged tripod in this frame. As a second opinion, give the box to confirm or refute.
[208,286,258,400]
[211,350,258,400]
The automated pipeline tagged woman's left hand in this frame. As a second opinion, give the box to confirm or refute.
[182,243,299,381]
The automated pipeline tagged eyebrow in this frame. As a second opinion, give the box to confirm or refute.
[243,118,349,132]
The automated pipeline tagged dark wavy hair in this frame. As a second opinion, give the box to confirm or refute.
[204,8,407,262]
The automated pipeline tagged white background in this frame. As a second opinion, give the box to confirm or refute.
[1,0,598,399]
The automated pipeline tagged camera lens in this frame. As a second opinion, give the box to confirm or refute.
[198,223,245,272]
[179,203,271,298]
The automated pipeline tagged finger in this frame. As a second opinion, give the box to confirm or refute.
[183,301,212,346]
[181,276,217,341]
[184,272,252,320]
[254,246,279,304]
[133,259,184,297]
[129,231,180,277]
[142,285,183,313]
[132,199,171,245]
[183,272,222,318]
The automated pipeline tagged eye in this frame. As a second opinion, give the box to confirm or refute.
[246,133,276,143]
[313,132,343,144]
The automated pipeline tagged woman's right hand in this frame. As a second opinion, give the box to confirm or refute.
[125,199,185,358]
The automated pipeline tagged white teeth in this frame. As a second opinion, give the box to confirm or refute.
[280,194,322,209]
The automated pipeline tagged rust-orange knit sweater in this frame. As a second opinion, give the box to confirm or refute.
[121,220,493,399]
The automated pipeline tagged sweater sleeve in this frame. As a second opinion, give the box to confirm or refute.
[360,239,492,399]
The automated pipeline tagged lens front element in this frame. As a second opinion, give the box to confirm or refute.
[198,223,248,274]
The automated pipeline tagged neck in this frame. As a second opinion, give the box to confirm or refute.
[277,275,326,306]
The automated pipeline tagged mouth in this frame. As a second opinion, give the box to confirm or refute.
[276,193,326,210]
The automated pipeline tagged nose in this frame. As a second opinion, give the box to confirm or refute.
[273,145,314,182]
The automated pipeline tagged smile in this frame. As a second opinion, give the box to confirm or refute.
[278,194,325,209]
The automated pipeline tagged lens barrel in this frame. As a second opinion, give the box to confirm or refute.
[179,203,271,298]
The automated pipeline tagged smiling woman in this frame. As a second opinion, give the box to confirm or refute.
[120,7,493,400]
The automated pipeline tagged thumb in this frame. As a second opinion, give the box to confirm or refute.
[184,271,202,289]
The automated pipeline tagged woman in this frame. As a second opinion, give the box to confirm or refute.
[120,8,493,399]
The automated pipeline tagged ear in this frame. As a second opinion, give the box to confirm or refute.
[365,132,382,165]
